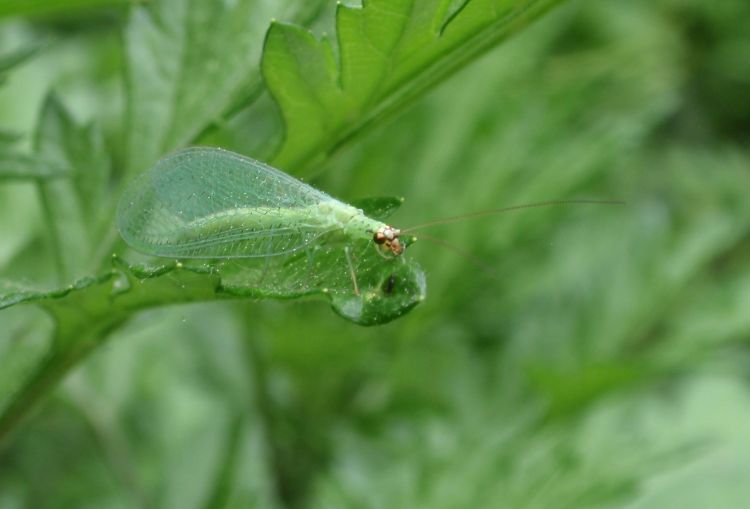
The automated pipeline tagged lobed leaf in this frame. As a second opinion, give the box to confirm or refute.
[33,94,111,281]
[0,248,425,440]
[262,0,564,174]
[351,196,405,221]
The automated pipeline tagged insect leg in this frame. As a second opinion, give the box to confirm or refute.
[344,246,360,296]
[372,242,392,260]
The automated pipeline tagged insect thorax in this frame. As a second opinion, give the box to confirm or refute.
[317,201,385,240]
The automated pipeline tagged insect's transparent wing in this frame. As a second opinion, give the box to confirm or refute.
[117,147,336,258]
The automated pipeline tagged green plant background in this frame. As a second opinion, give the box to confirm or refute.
[1,0,750,507]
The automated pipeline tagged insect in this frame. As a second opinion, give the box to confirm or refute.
[117,147,622,295]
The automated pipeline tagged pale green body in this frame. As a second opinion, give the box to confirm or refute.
[117,147,386,259]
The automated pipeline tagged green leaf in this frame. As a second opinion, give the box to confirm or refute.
[0,152,70,179]
[0,0,129,19]
[38,97,110,233]
[123,0,277,177]
[33,94,111,281]
[198,234,425,326]
[262,0,565,173]
[0,129,22,146]
[0,247,425,441]
[351,196,405,221]
[0,42,43,79]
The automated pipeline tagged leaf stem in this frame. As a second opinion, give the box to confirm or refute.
[0,346,81,446]
[240,311,300,509]
[200,414,244,509]
[64,386,154,509]
[0,316,125,446]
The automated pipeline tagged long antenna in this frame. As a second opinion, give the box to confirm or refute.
[401,199,625,233]
[412,232,499,279]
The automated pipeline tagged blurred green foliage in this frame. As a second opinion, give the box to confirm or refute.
[1,0,750,508]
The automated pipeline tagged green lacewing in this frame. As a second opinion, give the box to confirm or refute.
[117,147,622,291]
[117,147,404,261]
